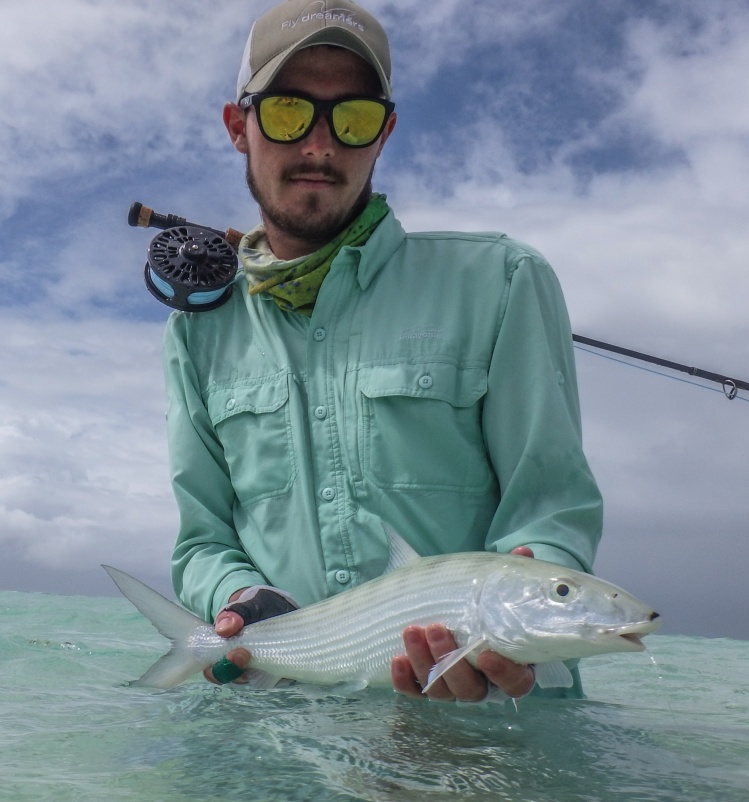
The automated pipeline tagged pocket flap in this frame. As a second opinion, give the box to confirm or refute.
[359,362,487,407]
[205,373,290,425]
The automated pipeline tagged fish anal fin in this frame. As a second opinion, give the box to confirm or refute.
[330,679,369,695]
[533,660,574,689]
[243,669,284,690]
[423,636,487,693]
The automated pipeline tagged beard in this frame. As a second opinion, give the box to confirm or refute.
[245,154,373,247]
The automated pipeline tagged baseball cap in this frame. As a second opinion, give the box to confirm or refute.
[236,0,392,101]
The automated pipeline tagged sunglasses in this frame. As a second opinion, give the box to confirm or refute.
[239,92,395,148]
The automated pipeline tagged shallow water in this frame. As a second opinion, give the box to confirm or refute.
[2,590,748,802]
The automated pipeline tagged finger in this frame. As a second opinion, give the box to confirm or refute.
[204,648,250,685]
[477,651,536,697]
[510,546,534,558]
[390,654,423,698]
[214,611,244,638]
[424,624,487,702]
[401,626,454,701]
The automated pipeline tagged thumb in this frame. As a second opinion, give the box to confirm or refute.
[214,610,244,638]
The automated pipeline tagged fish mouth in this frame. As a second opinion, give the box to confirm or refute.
[612,612,662,650]
[619,632,645,649]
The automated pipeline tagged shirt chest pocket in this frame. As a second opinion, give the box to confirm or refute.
[205,374,297,507]
[357,363,494,493]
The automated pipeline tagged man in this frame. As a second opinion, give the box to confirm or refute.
[164,0,602,703]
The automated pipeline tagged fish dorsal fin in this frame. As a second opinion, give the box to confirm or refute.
[533,660,574,689]
[381,523,420,573]
[423,636,487,693]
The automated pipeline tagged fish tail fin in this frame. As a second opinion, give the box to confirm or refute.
[103,565,206,690]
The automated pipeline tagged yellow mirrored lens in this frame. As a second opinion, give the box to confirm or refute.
[332,100,385,145]
[259,96,315,141]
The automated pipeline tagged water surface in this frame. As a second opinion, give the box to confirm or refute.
[2,590,747,801]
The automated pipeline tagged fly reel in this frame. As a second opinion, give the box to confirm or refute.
[130,202,243,312]
[145,226,237,311]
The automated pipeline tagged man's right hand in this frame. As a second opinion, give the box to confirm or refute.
[204,586,298,685]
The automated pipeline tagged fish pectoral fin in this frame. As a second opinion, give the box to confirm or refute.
[533,661,574,689]
[423,636,487,693]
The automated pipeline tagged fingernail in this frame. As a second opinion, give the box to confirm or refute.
[403,627,423,646]
[215,617,233,636]
[404,628,422,646]
[426,624,446,642]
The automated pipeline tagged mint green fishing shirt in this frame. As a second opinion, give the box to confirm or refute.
[165,210,603,633]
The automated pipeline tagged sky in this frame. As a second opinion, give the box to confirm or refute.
[1,0,748,640]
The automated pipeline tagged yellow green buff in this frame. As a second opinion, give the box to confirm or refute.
[239,194,389,316]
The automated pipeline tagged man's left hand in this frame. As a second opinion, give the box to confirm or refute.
[390,545,536,702]
[390,624,535,702]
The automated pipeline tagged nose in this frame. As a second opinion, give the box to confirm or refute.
[649,611,660,621]
[301,114,336,158]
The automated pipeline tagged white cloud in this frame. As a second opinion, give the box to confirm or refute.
[385,2,749,360]
[1,0,747,638]
[625,11,749,143]
[0,0,257,218]
[0,315,176,577]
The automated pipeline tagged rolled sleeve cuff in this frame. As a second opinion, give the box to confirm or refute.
[523,544,586,573]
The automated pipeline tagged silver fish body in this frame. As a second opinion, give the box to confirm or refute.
[104,544,661,692]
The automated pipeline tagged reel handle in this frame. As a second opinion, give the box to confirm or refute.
[128,202,244,250]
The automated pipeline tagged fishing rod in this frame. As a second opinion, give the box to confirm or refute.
[129,201,748,400]
[572,335,747,401]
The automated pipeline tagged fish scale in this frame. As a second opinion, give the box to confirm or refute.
[234,555,499,685]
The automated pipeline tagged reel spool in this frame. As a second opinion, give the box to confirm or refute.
[144,226,238,312]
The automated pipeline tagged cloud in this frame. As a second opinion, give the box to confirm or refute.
[1,0,747,640]
[384,2,749,361]
[0,315,176,580]
[0,0,257,219]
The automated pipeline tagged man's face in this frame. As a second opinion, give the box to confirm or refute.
[225,46,396,258]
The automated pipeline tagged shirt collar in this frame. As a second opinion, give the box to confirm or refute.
[350,209,406,291]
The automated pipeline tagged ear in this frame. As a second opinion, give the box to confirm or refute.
[375,111,397,157]
[223,102,249,154]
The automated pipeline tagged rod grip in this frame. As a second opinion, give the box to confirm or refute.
[128,201,243,251]
[128,202,188,231]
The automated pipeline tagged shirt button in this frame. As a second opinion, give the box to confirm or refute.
[321,486,336,502]
[226,398,236,409]
[314,405,328,420]
[335,570,350,585]
[418,375,433,389]
[313,328,327,341]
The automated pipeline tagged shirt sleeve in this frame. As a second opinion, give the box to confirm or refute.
[164,313,267,621]
[482,250,603,573]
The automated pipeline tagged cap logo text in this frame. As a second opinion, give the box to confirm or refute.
[281,3,365,32]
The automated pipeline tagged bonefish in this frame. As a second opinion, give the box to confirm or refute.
[104,527,660,693]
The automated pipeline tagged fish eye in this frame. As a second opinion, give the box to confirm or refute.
[550,580,577,602]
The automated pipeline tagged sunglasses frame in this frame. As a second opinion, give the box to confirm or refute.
[239,92,395,148]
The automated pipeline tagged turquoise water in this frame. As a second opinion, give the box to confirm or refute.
[2,590,748,802]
